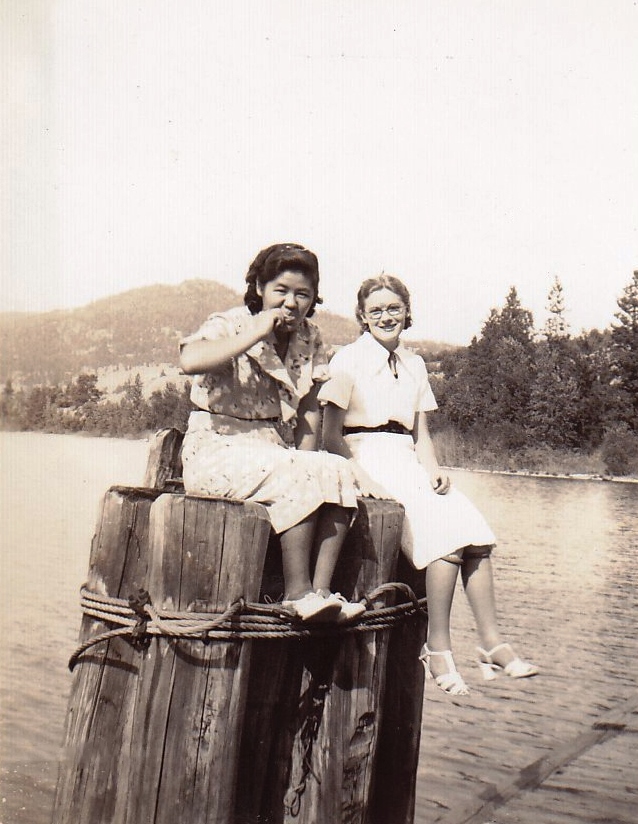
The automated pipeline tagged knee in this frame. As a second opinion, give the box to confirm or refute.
[462,544,493,561]
[439,551,464,566]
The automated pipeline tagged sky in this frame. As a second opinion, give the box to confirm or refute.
[3,0,637,345]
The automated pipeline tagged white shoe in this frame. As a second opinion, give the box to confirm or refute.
[477,643,539,680]
[419,645,470,696]
[282,591,341,623]
[323,592,366,624]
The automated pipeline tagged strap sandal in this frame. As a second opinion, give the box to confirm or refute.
[476,642,539,680]
[419,645,470,696]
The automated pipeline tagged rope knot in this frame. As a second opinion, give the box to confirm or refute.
[128,589,151,650]
[128,588,151,616]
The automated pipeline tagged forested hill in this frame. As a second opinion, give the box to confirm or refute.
[0,279,451,386]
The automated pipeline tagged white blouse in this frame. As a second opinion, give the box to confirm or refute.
[318,332,438,430]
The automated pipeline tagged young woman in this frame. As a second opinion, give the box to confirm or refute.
[179,243,364,624]
[320,274,537,693]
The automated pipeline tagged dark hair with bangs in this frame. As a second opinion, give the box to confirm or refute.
[244,243,323,316]
[355,274,413,331]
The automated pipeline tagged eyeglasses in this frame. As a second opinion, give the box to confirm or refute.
[365,304,406,320]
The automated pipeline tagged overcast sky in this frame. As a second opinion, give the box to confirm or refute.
[3,0,637,344]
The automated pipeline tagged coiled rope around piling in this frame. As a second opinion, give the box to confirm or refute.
[69,582,427,671]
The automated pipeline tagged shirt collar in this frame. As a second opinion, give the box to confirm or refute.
[357,331,420,379]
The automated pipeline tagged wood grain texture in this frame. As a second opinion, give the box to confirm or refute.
[126,493,271,824]
[52,486,159,824]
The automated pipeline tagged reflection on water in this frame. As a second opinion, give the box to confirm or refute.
[1,432,637,766]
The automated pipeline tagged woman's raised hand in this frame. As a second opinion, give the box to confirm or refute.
[253,307,285,339]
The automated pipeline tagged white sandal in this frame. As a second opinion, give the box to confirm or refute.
[477,642,539,680]
[419,645,470,696]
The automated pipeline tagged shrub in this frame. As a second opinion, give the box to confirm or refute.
[601,427,638,476]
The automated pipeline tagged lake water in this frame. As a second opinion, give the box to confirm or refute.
[1,432,637,819]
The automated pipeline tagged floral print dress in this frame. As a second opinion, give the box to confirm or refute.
[180,306,358,533]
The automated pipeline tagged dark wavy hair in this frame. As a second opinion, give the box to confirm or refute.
[243,243,323,316]
[355,274,413,331]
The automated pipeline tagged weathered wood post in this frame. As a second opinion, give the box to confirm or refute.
[52,486,271,824]
[234,498,405,824]
[52,486,160,823]
[54,428,428,824]
[369,553,428,824]
[281,498,405,824]
[125,493,272,824]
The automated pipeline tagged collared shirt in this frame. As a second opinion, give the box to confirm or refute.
[318,331,437,430]
[180,305,330,425]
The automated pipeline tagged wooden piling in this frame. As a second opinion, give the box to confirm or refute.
[52,486,160,824]
[125,493,271,824]
[369,553,428,824]
[52,488,271,824]
[54,429,426,824]
[281,498,405,824]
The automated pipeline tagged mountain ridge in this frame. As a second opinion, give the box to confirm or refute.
[0,279,456,387]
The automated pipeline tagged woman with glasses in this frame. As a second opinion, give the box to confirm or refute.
[179,243,364,624]
[320,274,537,694]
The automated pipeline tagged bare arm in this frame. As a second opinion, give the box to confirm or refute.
[413,411,450,494]
[179,308,283,375]
[322,402,388,498]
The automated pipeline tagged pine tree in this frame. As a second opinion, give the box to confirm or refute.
[610,270,638,431]
[481,287,534,350]
[543,275,570,342]
[440,286,535,444]
[527,342,581,447]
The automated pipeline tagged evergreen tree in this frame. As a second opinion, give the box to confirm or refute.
[119,373,150,434]
[70,373,102,407]
[543,275,570,342]
[527,342,581,447]
[22,384,61,431]
[148,381,192,431]
[440,286,535,445]
[610,270,638,431]
[0,379,16,424]
[481,287,534,350]
[527,277,585,447]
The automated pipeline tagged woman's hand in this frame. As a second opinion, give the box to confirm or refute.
[180,308,286,375]
[253,307,285,339]
[349,460,390,500]
[430,471,451,495]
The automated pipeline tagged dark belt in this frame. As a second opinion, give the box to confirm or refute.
[343,421,412,436]
[208,413,280,423]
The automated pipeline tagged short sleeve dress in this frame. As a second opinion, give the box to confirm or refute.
[318,332,495,568]
[180,306,358,534]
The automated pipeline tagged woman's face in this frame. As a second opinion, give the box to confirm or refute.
[362,287,407,350]
[258,270,315,331]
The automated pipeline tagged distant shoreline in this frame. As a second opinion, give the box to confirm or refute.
[446,465,638,485]
[3,430,637,486]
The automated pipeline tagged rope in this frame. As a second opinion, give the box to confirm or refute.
[284,679,330,817]
[69,583,427,671]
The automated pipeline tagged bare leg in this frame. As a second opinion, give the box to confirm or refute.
[425,552,463,680]
[279,512,318,600]
[461,549,515,667]
[311,504,352,592]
